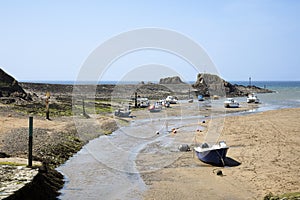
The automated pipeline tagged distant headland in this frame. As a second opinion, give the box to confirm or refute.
[0,68,273,105]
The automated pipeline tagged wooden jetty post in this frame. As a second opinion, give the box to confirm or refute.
[135,92,138,108]
[28,116,33,167]
[45,91,50,120]
[82,97,86,116]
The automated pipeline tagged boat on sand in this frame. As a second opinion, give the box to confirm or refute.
[148,102,162,112]
[165,96,178,104]
[224,98,239,108]
[194,141,229,166]
[247,93,260,103]
[114,109,131,117]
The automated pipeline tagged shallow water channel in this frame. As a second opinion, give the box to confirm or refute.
[57,109,206,199]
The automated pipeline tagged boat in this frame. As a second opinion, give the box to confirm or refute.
[247,93,260,103]
[197,95,204,101]
[114,108,131,117]
[224,98,239,108]
[194,141,229,166]
[148,102,162,112]
[158,99,170,107]
[165,96,178,104]
[137,97,150,108]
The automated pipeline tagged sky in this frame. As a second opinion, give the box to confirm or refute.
[0,0,299,82]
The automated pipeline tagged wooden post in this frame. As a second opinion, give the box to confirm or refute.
[82,97,86,116]
[45,92,50,120]
[28,116,33,167]
[135,92,138,108]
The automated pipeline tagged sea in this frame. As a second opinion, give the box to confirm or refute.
[231,81,300,111]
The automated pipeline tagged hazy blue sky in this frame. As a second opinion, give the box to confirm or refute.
[0,0,299,82]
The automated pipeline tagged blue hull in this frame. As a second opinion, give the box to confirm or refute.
[195,148,228,166]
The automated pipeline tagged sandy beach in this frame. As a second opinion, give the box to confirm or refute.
[140,107,300,199]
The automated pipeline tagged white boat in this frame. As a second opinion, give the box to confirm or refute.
[158,99,170,107]
[224,98,239,108]
[247,93,260,103]
[137,97,150,107]
[165,96,178,104]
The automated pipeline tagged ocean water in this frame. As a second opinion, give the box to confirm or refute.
[231,81,300,111]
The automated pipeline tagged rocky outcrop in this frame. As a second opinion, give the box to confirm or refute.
[0,68,31,103]
[192,73,273,97]
[192,73,226,97]
[159,76,185,84]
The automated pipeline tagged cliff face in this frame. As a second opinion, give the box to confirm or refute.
[192,73,273,97]
[0,68,31,103]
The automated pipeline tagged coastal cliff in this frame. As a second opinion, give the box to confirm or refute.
[192,73,273,97]
[0,68,32,103]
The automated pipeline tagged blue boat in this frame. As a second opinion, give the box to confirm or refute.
[194,141,229,166]
[197,95,204,101]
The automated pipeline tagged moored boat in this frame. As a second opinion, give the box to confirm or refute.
[224,98,239,108]
[165,96,178,104]
[114,109,131,117]
[148,102,162,112]
[137,97,150,108]
[194,141,229,166]
[197,95,204,101]
[247,93,260,103]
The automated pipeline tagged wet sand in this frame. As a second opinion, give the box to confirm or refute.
[140,107,300,199]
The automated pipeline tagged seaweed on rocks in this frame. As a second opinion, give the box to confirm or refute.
[4,165,64,200]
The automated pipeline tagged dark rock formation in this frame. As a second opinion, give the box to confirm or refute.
[192,73,226,97]
[0,68,31,103]
[192,73,273,97]
[159,76,185,84]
